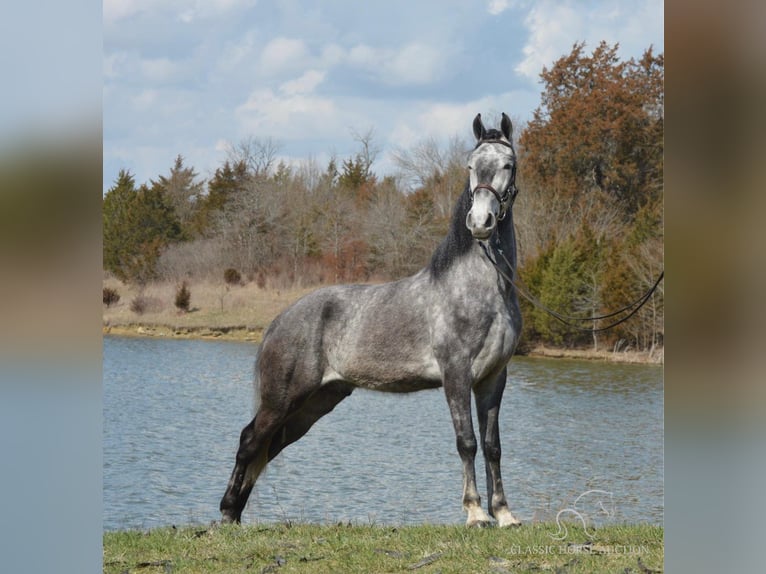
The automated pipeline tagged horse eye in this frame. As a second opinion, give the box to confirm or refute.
[503,163,512,170]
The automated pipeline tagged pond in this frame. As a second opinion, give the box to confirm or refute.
[103,336,662,531]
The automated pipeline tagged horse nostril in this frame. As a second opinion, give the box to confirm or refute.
[484,212,495,229]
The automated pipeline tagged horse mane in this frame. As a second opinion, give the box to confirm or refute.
[428,180,474,279]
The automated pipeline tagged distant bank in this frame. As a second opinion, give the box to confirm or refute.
[102,322,661,364]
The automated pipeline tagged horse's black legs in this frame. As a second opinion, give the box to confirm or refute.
[220,406,283,523]
[220,382,353,524]
[474,369,520,527]
[266,382,353,462]
[444,369,492,527]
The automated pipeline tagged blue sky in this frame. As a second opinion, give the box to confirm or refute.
[103,0,663,192]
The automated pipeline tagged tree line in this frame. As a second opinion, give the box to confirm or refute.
[104,42,663,352]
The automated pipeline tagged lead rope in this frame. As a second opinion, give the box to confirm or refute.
[480,240,664,333]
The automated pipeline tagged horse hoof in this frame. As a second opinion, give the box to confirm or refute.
[494,509,522,528]
[467,519,493,528]
[499,520,522,528]
[220,511,240,524]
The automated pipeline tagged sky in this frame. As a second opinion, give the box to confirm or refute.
[103,0,663,192]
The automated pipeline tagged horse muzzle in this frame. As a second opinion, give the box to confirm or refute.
[466,185,501,239]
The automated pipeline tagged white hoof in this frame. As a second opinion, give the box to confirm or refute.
[494,507,521,528]
[465,505,493,527]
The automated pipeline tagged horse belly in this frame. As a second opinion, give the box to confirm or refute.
[327,344,441,391]
[325,320,441,391]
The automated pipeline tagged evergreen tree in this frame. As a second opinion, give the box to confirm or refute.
[153,155,204,237]
[103,169,137,281]
[103,170,183,283]
[192,160,249,235]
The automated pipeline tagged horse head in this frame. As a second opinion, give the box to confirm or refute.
[465,113,518,240]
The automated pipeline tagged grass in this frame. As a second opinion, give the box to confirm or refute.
[103,522,663,573]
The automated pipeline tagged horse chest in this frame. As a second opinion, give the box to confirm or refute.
[470,309,518,381]
[431,289,519,381]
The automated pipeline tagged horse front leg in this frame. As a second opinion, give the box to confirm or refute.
[444,370,493,527]
[474,368,520,527]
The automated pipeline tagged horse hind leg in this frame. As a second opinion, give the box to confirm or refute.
[220,407,283,523]
[266,381,353,462]
[219,381,353,524]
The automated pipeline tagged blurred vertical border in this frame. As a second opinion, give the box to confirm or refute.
[666,0,766,572]
[0,1,102,572]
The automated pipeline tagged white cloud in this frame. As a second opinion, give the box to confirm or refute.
[387,101,485,150]
[320,43,345,68]
[104,0,257,25]
[103,0,145,24]
[515,1,580,81]
[139,57,179,82]
[347,42,449,86]
[280,70,325,96]
[387,91,538,151]
[515,0,663,82]
[387,43,445,85]
[259,37,309,76]
[236,88,338,137]
[217,30,258,74]
[178,0,258,24]
[347,44,378,68]
[487,0,510,15]
[132,89,158,110]
[214,139,230,153]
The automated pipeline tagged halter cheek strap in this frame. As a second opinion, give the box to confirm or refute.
[471,182,518,220]
[470,138,519,220]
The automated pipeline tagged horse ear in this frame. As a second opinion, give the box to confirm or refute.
[500,113,513,141]
[473,113,486,141]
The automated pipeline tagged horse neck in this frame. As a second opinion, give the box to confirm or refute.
[427,185,475,279]
[484,215,518,298]
[494,214,517,269]
[428,184,518,285]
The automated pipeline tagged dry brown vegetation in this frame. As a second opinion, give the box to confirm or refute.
[102,275,318,341]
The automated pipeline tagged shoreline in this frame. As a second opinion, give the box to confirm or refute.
[102,323,663,365]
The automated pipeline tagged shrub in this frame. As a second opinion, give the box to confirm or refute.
[103,287,120,307]
[175,282,191,313]
[129,294,163,315]
[130,295,147,314]
[255,271,267,289]
[224,268,242,285]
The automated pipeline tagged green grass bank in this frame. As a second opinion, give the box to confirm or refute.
[104,522,663,573]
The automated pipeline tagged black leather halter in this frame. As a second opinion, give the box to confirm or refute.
[469,139,519,220]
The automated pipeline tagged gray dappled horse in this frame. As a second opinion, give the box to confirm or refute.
[220,113,522,527]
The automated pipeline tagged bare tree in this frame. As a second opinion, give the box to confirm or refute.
[349,127,380,179]
[392,135,468,220]
[224,136,281,178]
